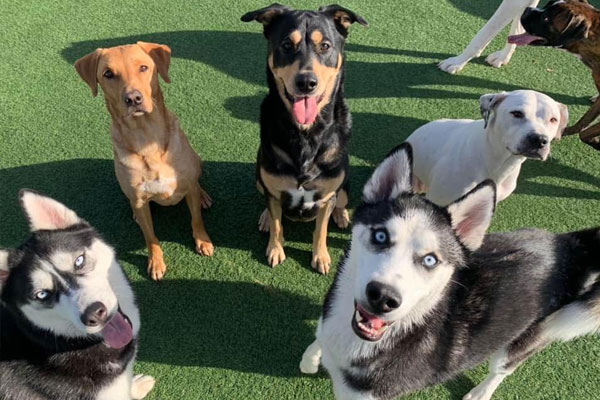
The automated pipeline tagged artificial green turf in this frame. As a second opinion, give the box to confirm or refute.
[1,0,600,398]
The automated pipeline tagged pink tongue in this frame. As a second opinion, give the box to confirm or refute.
[365,315,386,330]
[292,97,318,125]
[101,311,133,349]
[508,33,543,46]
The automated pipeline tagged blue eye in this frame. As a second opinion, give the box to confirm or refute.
[74,254,85,269]
[35,290,50,301]
[422,254,438,268]
[372,229,388,245]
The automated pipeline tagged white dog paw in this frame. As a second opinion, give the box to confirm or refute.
[486,50,512,68]
[591,93,599,103]
[300,357,320,374]
[131,374,155,399]
[462,387,493,400]
[438,56,469,74]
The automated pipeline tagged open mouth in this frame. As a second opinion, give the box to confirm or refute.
[508,33,547,46]
[284,86,324,126]
[130,109,147,117]
[100,307,133,349]
[351,301,392,342]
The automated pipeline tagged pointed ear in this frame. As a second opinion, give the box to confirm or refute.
[19,190,81,231]
[363,143,413,203]
[556,102,569,140]
[0,249,9,293]
[137,41,171,83]
[74,49,102,97]
[241,3,292,36]
[480,92,507,129]
[319,4,368,37]
[446,181,496,251]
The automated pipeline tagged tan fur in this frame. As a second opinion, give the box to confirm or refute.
[290,30,302,46]
[310,30,324,44]
[75,43,213,281]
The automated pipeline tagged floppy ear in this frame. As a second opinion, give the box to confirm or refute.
[20,189,81,231]
[363,143,413,203]
[137,41,171,83]
[480,92,507,129]
[241,3,292,36]
[319,4,368,37]
[446,181,496,251]
[74,49,102,97]
[562,13,591,43]
[556,102,569,140]
[0,249,9,294]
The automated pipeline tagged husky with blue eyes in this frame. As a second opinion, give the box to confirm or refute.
[0,190,154,400]
[301,143,600,400]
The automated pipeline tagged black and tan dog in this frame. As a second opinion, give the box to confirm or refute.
[509,0,600,149]
[241,4,367,274]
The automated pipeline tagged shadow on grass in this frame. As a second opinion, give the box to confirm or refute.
[447,0,499,20]
[61,31,587,106]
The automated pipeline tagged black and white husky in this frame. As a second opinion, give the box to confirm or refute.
[300,144,600,400]
[0,190,155,400]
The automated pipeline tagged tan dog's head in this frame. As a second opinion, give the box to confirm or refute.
[75,42,171,118]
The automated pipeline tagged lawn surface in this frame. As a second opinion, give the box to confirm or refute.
[2,0,600,399]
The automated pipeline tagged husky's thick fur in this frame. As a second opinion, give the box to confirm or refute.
[300,144,600,400]
[0,190,155,400]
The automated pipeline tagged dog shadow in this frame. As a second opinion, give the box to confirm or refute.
[447,0,501,19]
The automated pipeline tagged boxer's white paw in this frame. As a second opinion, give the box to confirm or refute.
[591,93,599,103]
[438,55,469,74]
[486,49,513,68]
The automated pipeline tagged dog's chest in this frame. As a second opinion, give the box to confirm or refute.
[285,187,319,210]
[135,153,181,203]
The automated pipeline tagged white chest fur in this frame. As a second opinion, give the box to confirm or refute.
[286,187,318,209]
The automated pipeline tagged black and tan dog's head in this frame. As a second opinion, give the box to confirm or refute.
[509,0,595,48]
[242,4,367,128]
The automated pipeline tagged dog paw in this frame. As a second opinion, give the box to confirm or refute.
[258,208,270,232]
[332,207,350,229]
[582,135,600,151]
[591,93,599,103]
[195,239,214,256]
[199,187,213,209]
[438,56,468,74]
[486,49,512,68]
[131,374,155,400]
[300,357,320,374]
[267,243,286,267]
[462,387,493,400]
[148,257,167,281]
[312,249,331,275]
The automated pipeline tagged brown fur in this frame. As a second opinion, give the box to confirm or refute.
[75,42,213,281]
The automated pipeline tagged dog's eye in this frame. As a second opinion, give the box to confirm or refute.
[372,229,389,245]
[139,65,148,72]
[320,42,331,52]
[511,111,524,119]
[282,41,293,52]
[422,254,438,268]
[550,117,558,124]
[544,16,549,22]
[74,254,85,270]
[103,69,114,79]
[35,290,51,301]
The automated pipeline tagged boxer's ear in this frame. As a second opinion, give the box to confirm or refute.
[556,103,569,140]
[562,12,591,44]
[480,92,507,129]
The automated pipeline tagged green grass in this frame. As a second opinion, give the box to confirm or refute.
[1,0,600,399]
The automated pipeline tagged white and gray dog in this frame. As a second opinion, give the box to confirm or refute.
[300,143,600,400]
[0,190,155,400]
[407,90,567,206]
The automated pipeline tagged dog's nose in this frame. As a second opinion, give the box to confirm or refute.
[123,90,143,106]
[366,282,401,313]
[295,73,318,94]
[81,302,108,327]
[527,134,549,149]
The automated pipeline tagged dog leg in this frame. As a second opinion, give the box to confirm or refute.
[186,184,214,257]
[332,188,350,229]
[131,374,156,400]
[132,202,167,281]
[312,198,335,274]
[579,123,600,150]
[564,100,600,136]
[198,186,213,209]
[258,208,270,232]
[300,339,322,374]
[266,196,286,267]
[462,349,519,400]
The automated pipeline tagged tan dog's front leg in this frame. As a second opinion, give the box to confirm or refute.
[132,202,167,281]
[312,198,335,275]
[186,184,214,256]
[266,196,286,267]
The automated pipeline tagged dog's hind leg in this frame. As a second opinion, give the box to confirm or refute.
[131,374,156,399]
[300,340,322,374]
[332,187,350,229]
[186,184,214,257]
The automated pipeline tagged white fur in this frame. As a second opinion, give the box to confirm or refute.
[286,188,318,209]
[447,184,496,251]
[463,350,514,400]
[407,90,565,206]
[438,0,540,74]
[542,302,600,342]
[20,190,81,231]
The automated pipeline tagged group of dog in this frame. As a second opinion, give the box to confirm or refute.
[1,1,600,400]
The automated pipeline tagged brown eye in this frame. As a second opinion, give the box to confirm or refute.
[511,111,524,119]
[103,69,114,79]
[321,42,331,52]
[550,117,558,124]
[282,41,293,52]
[140,65,148,72]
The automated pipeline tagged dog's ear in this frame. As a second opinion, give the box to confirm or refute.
[561,11,591,44]
[137,42,171,84]
[19,190,81,232]
[363,143,413,203]
[241,4,292,36]
[446,181,496,251]
[74,49,102,97]
[480,92,507,129]
[0,249,9,293]
[556,102,569,140]
[319,5,368,37]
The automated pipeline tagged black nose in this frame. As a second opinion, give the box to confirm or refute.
[366,282,401,314]
[123,90,143,106]
[81,302,108,327]
[295,73,318,94]
[527,134,549,149]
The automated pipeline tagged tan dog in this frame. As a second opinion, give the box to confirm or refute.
[75,42,213,281]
